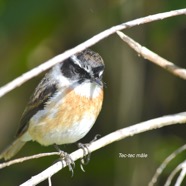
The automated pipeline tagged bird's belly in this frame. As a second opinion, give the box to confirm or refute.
[30,115,97,145]
[28,88,103,146]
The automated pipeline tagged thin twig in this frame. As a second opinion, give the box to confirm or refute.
[0,8,186,98]
[116,31,186,80]
[48,176,52,186]
[164,160,186,186]
[0,152,59,169]
[148,144,186,186]
[175,162,186,186]
[18,112,186,186]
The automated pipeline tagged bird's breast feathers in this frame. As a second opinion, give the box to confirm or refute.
[22,82,103,146]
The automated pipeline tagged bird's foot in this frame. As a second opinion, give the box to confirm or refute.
[54,144,75,177]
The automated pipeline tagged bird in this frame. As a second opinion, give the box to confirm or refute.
[0,48,105,161]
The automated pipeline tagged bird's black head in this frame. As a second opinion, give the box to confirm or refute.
[61,49,105,86]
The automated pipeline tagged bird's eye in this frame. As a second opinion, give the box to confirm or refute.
[73,65,82,74]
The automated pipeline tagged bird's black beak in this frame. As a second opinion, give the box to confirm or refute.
[92,77,103,87]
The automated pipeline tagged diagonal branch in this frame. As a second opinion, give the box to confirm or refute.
[164,160,186,186]
[0,152,59,169]
[148,144,186,186]
[175,162,186,186]
[0,8,186,98]
[116,31,186,80]
[17,112,186,186]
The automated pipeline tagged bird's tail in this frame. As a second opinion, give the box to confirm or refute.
[0,138,26,160]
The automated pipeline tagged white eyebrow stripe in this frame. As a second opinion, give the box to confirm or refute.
[70,54,93,75]
[71,55,82,68]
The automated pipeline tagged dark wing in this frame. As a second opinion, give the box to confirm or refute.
[16,76,57,137]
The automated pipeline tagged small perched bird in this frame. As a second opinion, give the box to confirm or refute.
[0,49,105,160]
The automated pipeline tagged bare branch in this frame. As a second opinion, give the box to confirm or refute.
[116,31,186,80]
[0,8,186,98]
[165,160,186,186]
[148,144,186,186]
[48,176,52,186]
[175,162,186,186]
[19,112,186,186]
[0,152,59,169]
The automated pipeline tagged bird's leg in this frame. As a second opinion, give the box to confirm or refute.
[78,134,101,171]
[54,144,75,176]
[78,143,90,167]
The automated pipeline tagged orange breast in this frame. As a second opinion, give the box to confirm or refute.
[28,88,103,145]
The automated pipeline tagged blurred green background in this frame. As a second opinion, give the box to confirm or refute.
[0,0,186,185]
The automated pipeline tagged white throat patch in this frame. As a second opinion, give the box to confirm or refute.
[74,82,102,98]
